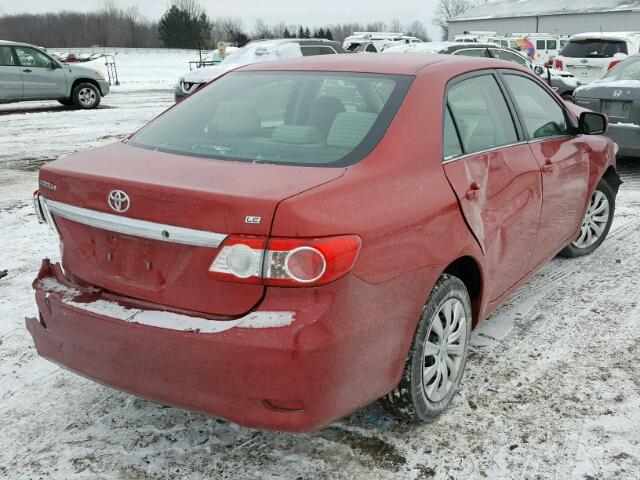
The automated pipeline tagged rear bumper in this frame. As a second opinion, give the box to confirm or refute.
[607,123,640,158]
[26,259,430,432]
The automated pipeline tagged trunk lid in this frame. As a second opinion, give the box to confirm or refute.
[576,80,640,125]
[39,142,344,316]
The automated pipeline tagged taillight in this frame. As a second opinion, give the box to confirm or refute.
[554,59,564,70]
[608,60,621,71]
[209,235,361,287]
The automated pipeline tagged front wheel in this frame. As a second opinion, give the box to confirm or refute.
[381,274,472,422]
[72,83,101,110]
[559,179,615,258]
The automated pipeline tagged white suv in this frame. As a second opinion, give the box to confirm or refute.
[554,32,640,84]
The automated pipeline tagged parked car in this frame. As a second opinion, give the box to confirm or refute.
[343,32,422,52]
[384,42,579,99]
[30,54,620,432]
[174,39,345,101]
[574,54,640,157]
[554,32,640,84]
[0,40,109,109]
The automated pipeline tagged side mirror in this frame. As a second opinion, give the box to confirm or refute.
[49,61,60,69]
[579,111,607,135]
[533,65,544,75]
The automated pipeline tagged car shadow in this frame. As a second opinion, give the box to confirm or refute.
[0,104,116,116]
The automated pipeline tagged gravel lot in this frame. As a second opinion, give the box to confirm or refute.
[1,90,639,480]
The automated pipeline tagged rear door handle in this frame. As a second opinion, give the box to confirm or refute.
[22,69,32,73]
[466,182,480,200]
[542,160,554,173]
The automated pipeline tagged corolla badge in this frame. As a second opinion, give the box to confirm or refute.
[107,190,130,213]
[612,90,623,98]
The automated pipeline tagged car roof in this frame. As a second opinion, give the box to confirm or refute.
[0,39,40,48]
[570,32,640,42]
[240,52,523,76]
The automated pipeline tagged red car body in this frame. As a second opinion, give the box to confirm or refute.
[27,54,617,432]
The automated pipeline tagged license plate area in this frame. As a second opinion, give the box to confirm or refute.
[602,100,632,119]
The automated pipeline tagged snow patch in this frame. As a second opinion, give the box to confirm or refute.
[37,277,81,299]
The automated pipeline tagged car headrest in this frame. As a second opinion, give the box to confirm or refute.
[272,125,323,145]
[327,112,378,149]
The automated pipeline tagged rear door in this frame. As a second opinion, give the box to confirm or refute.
[0,46,23,100]
[500,72,589,265]
[14,46,67,99]
[442,72,543,301]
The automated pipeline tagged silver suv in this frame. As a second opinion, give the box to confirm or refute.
[0,40,109,109]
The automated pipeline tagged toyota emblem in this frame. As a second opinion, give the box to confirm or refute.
[107,190,130,213]
[612,89,623,98]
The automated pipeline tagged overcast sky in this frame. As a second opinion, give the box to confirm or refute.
[0,0,442,38]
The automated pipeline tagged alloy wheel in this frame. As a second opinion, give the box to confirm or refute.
[422,298,468,403]
[572,190,610,249]
[78,87,97,107]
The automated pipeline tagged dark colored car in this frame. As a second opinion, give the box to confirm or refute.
[573,54,640,157]
[29,54,619,432]
[385,42,579,99]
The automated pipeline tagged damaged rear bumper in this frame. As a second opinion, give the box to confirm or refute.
[25,259,365,432]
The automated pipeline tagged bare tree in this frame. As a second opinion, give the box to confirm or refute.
[434,0,475,40]
[252,18,273,39]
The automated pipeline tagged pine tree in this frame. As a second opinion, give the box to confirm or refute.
[324,28,333,41]
[283,27,291,38]
[317,28,325,39]
[304,27,311,39]
[157,2,212,49]
[297,26,305,38]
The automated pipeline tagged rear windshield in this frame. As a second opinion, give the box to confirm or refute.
[560,39,628,58]
[604,56,640,81]
[130,71,412,167]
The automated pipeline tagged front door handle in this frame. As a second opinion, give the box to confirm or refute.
[22,68,32,73]
[465,182,480,200]
[542,160,554,173]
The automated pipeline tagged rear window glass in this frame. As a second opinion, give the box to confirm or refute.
[560,39,628,58]
[130,72,412,167]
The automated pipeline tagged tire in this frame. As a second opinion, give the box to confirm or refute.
[561,92,574,102]
[380,274,472,422]
[58,98,74,106]
[559,179,615,258]
[72,82,101,110]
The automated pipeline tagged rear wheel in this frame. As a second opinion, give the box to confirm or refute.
[381,274,472,422]
[72,83,101,110]
[559,179,615,258]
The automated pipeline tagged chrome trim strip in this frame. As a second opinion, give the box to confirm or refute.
[42,197,227,248]
[442,141,529,165]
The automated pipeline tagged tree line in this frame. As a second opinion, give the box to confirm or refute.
[0,0,440,49]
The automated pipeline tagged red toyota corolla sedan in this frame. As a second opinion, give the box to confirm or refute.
[29,54,621,432]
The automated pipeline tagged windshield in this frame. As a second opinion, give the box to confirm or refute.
[130,71,413,167]
[604,56,640,81]
[560,39,628,58]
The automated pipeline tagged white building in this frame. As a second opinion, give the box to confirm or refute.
[448,0,640,40]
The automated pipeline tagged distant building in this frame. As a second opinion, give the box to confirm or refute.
[448,0,640,40]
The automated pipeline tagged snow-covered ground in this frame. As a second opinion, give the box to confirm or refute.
[1,60,640,479]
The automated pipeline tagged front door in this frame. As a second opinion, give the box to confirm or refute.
[500,73,589,265]
[0,46,23,100]
[442,73,543,301]
[14,46,67,99]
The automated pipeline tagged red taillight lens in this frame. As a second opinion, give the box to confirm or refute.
[608,60,621,71]
[554,59,564,70]
[209,235,361,287]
